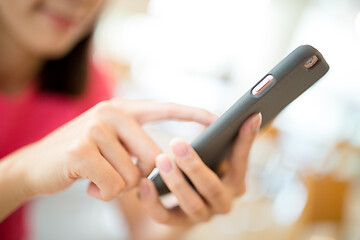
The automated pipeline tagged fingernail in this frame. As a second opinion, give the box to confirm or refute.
[170,138,190,158]
[140,179,151,198]
[252,113,262,132]
[157,154,173,174]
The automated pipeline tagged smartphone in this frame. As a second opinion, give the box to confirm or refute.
[151,45,330,196]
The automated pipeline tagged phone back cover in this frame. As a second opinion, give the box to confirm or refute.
[153,45,330,195]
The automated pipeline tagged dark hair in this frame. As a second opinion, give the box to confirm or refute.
[39,33,92,96]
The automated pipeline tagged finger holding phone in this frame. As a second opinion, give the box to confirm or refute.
[137,44,329,231]
[138,113,261,225]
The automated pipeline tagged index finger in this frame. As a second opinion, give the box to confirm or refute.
[111,100,218,125]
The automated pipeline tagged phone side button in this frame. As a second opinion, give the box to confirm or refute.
[252,75,274,95]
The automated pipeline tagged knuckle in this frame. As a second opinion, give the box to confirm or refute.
[93,101,116,116]
[66,139,92,161]
[206,184,223,200]
[112,180,126,195]
[87,120,107,139]
[125,168,141,187]
[189,206,211,223]
[203,109,212,115]
[102,181,125,201]
[188,201,206,218]
[101,194,113,202]
[194,109,213,122]
[65,142,97,179]
[199,109,211,117]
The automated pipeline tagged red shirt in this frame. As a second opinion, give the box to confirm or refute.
[0,65,112,240]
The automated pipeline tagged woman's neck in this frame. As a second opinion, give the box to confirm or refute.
[0,26,43,95]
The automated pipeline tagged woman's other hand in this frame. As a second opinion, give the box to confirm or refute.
[138,113,261,225]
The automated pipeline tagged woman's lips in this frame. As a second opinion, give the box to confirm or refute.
[41,8,77,30]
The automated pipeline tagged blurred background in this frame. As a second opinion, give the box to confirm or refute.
[30,0,360,239]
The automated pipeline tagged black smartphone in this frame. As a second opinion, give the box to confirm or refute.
[151,45,330,196]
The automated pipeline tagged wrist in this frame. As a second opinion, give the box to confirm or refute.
[0,149,34,221]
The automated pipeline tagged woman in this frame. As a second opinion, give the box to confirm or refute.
[0,0,262,239]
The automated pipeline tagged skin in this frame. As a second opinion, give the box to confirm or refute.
[0,0,262,239]
[122,113,261,240]
[0,99,220,218]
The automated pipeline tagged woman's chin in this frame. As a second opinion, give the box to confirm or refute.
[30,41,79,60]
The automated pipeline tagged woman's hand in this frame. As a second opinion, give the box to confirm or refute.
[2,100,217,204]
[138,113,261,226]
